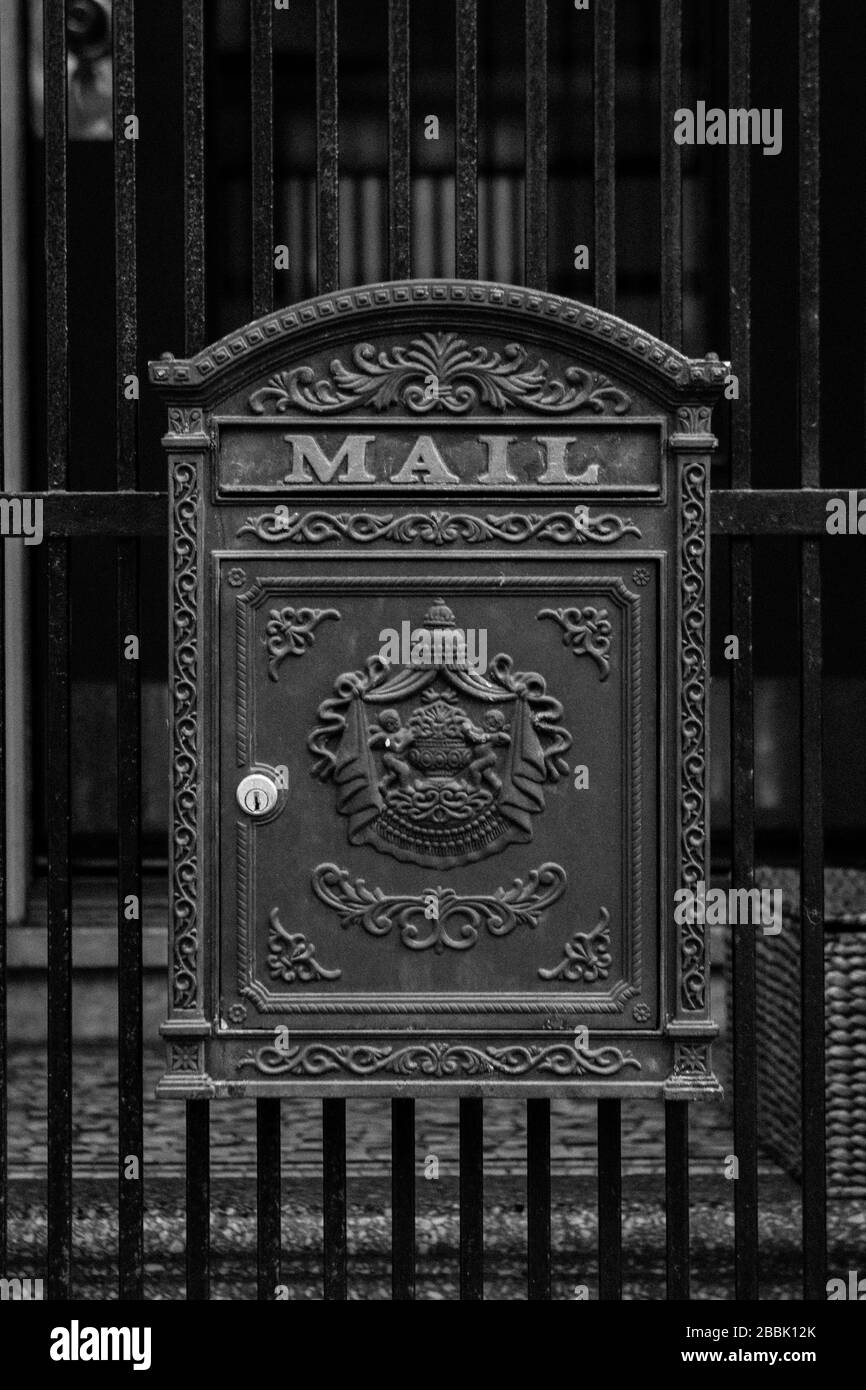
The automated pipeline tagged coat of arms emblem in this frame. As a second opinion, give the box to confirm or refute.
[308,600,572,867]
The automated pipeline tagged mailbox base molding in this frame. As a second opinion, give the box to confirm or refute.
[155,1026,722,1100]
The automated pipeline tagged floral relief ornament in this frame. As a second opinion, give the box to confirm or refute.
[537,605,613,680]
[267,908,341,983]
[311,861,567,954]
[237,505,642,548]
[237,1039,641,1079]
[247,332,632,416]
[537,906,612,982]
[264,605,340,679]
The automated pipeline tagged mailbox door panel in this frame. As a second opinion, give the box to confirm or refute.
[217,557,661,1034]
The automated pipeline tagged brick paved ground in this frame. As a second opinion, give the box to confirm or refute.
[8,969,737,1178]
[7,948,865,1299]
[9,1036,865,1299]
[7,1038,736,1179]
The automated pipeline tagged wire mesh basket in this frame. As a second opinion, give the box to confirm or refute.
[724,868,866,1198]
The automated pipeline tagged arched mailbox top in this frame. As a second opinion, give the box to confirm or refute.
[148,278,728,424]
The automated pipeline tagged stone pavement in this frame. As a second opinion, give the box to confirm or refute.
[8,1029,864,1300]
[8,970,739,1179]
[7,1042,738,1180]
[7,880,866,1297]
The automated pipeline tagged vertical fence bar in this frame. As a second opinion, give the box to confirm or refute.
[524,4,550,1298]
[459,1097,483,1299]
[388,0,411,280]
[0,20,6,1279]
[185,1101,210,1300]
[391,1098,415,1300]
[250,0,283,1301]
[455,0,478,280]
[182,0,210,1301]
[526,1098,551,1300]
[659,0,682,346]
[315,6,345,1297]
[323,1097,347,1299]
[798,0,826,1303]
[44,0,73,1302]
[665,1101,689,1299]
[593,0,616,312]
[728,4,753,495]
[597,1099,622,1300]
[728,0,758,1304]
[183,0,207,356]
[730,595,757,1306]
[251,0,274,318]
[257,1099,282,1299]
[316,0,339,295]
[524,0,547,290]
[113,0,144,1301]
[595,2,619,1299]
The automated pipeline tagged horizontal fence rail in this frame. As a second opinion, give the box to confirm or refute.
[0,489,859,537]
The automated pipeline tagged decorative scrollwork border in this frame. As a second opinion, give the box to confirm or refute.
[236,1038,641,1079]
[171,459,200,1010]
[236,506,642,547]
[311,861,567,954]
[247,332,632,416]
[679,459,708,1010]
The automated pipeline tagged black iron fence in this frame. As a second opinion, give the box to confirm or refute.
[1,0,860,1301]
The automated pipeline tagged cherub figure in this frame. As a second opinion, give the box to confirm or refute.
[369,708,415,789]
[463,708,511,791]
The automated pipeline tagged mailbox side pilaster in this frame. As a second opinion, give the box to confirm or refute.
[665,403,721,1098]
[159,409,215,1095]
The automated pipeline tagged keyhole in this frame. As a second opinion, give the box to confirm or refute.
[237,773,278,817]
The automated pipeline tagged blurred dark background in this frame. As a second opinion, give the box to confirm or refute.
[5,0,866,910]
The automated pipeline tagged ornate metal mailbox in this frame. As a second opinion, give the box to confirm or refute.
[150,280,725,1098]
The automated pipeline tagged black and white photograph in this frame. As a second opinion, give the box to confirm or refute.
[0,0,864,1353]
